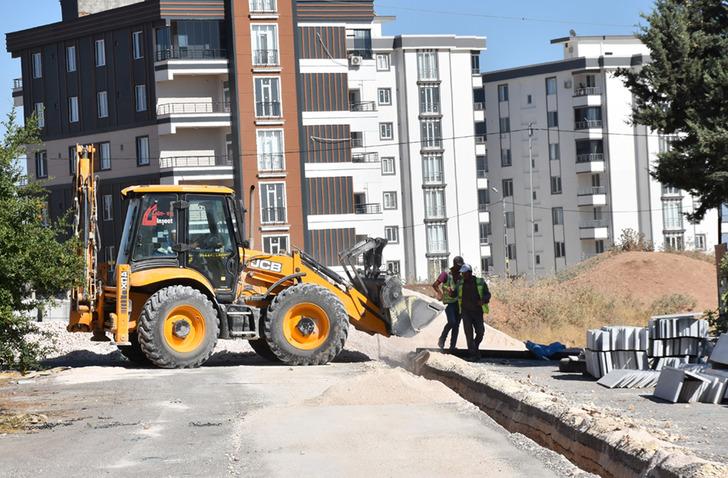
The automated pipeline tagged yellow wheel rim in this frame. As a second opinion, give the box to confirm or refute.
[163,305,206,353]
[282,303,330,351]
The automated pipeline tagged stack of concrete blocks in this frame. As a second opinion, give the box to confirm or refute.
[648,314,709,369]
[585,326,649,379]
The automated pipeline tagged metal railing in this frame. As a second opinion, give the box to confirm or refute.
[261,207,286,224]
[478,204,489,212]
[258,153,285,172]
[423,172,444,184]
[576,153,604,163]
[421,139,443,150]
[427,241,449,254]
[573,86,601,97]
[351,152,379,163]
[160,155,232,169]
[253,49,279,66]
[580,220,609,229]
[13,78,22,90]
[249,0,277,13]
[420,103,441,115]
[155,48,228,62]
[256,101,282,118]
[575,119,603,130]
[157,102,231,115]
[477,169,487,179]
[354,203,381,215]
[475,135,486,145]
[350,136,364,148]
[577,186,606,196]
[425,207,447,220]
[473,102,485,111]
[350,101,376,112]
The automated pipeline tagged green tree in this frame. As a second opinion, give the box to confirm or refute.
[0,110,81,372]
[617,0,728,221]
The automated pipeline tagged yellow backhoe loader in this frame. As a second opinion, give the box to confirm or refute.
[68,145,442,368]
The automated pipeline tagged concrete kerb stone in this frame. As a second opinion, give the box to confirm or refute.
[411,351,728,478]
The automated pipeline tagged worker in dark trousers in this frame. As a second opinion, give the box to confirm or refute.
[433,256,464,350]
[457,264,491,361]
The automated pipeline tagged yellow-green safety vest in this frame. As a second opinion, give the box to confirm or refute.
[441,273,458,304]
[458,277,490,314]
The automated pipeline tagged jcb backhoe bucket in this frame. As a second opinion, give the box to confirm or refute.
[387,296,445,338]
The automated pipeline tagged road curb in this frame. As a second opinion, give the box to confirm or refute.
[411,351,728,478]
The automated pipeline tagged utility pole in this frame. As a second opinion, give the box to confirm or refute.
[528,122,536,282]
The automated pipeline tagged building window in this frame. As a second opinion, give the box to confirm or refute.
[34,103,44,128]
[32,52,42,79]
[549,143,560,161]
[498,84,509,102]
[99,142,111,170]
[547,111,559,128]
[102,194,113,221]
[545,76,557,95]
[69,96,79,123]
[260,183,286,224]
[66,46,76,72]
[350,131,363,148]
[575,106,603,129]
[136,136,150,166]
[420,119,442,149]
[35,151,47,179]
[383,191,398,210]
[424,189,446,219]
[97,91,109,118]
[95,39,106,67]
[554,241,566,258]
[662,199,683,230]
[257,129,284,171]
[132,31,144,60]
[662,185,681,196]
[376,54,390,71]
[426,224,448,254]
[596,240,605,254]
[501,148,512,167]
[386,260,401,276]
[249,0,277,13]
[417,50,438,80]
[419,85,440,114]
[535,255,541,265]
[499,117,510,133]
[252,25,279,65]
[471,52,480,74]
[135,85,147,112]
[477,189,490,211]
[527,94,533,105]
[695,234,706,251]
[378,88,392,105]
[69,146,77,175]
[476,155,487,178]
[381,156,395,175]
[255,77,282,117]
[385,226,399,243]
[505,211,515,228]
[507,243,516,260]
[664,233,684,251]
[550,176,562,194]
[552,207,564,225]
[263,235,289,254]
[380,122,394,140]
[502,178,513,197]
[351,29,372,58]
[422,153,444,184]
[479,223,491,243]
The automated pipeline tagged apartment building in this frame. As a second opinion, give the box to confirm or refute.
[477,34,717,277]
[7,0,484,281]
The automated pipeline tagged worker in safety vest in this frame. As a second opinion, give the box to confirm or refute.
[432,256,464,350]
[457,264,491,361]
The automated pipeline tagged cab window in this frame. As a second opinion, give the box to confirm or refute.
[132,194,177,261]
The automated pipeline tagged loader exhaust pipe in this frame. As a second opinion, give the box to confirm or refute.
[248,185,256,249]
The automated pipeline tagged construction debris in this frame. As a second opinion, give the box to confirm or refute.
[597,369,661,389]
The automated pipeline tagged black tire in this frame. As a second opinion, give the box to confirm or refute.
[249,338,280,361]
[117,332,152,366]
[138,285,219,369]
[264,284,348,366]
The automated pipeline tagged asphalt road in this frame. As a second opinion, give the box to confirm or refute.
[0,357,583,478]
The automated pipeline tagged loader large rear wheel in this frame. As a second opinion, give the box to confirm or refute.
[117,332,151,366]
[248,312,280,362]
[138,286,218,369]
[264,284,348,365]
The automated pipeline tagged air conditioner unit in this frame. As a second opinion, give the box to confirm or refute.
[564,80,572,89]
[349,55,363,66]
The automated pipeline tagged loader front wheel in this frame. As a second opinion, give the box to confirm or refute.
[264,284,348,365]
[138,286,218,369]
[249,312,280,362]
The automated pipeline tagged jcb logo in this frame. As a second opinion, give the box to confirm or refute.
[119,271,129,291]
[119,270,130,315]
[250,259,283,273]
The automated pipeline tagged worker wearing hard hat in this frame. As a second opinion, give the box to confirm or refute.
[433,255,465,351]
[457,264,491,361]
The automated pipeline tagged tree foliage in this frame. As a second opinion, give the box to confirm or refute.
[0,110,81,372]
[617,0,728,221]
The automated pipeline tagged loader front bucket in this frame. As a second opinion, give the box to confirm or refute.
[387,296,445,338]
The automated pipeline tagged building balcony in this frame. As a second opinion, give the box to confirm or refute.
[253,49,279,67]
[153,48,229,81]
[478,205,490,223]
[575,153,606,173]
[575,119,603,130]
[355,203,381,215]
[156,102,232,134]
[577,187,607,206]
[159,156,233,182]
[351,152,379,163]
[249,0,278,14]
[475,135,486,145]
[258,154,286,175]
[421,139,443,151]
[157,102,230,116]
[12,78,22,107]
[155,48,228,62]
[423,172,444,186]
[480,243,491,257]
[573,86,601,97]
[261,207,287,225]
[579,221,609,240]
[255,101,282,119]
[350,101,377,112]
[419,104,442,116]
[160,155,232,169]
[473,102,484,111]
[424,207,447,221]
[426,242,449,256]
[350,137,364,148]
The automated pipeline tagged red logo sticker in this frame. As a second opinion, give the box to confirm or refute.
[142,204,174,226]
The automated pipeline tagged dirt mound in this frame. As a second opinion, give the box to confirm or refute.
[565,251,717,311]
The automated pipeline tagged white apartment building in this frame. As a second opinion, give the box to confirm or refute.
[479,34,717,277]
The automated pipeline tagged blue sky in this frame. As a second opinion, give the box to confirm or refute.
[0,0,655,124]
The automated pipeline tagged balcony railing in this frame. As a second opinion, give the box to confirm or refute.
[576,153,604,163]
[249,0,277,13]
[578,186,606,196]
[350,101,376,112]
[427,241,449,254]
[473,102,485,111]
[478,204,489,212]
[160,155,231,169]
[423,172,444,185]
[258,153,285,172]
[351,152,379,163]
[421,139,443,150]
[354,203,381,215]
[261,207,286,224]
[477,169,487,179]
[253,49,279,66]
[157,102,231,115]
[350,137,364,148]
[575,119,603,130]
[256,101,282,118]
[475,135,486,145]
[420,104,441,115]
[573,86,601,97]
[425,207,447,220]
[155,48,228,62]
[580,220,609,229]
[13,78,22,90]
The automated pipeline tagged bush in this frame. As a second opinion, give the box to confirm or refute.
[613,228,653,252]
[704,309,728,335]
[649,293,697,316]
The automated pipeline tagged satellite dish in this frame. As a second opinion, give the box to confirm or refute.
[569,29,577,37]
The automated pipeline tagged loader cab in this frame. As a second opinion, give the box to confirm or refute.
[118,186,244,298]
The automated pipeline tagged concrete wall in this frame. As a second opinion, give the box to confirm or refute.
[61,0,146,20]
